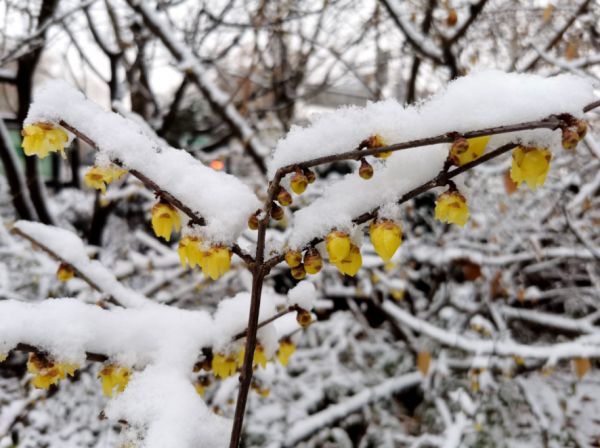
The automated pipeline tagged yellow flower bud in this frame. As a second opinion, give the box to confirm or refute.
[510,146,551,190]
[304,248,323,275]
[21,123,68,159]
[98,364,130,397]
[333,244,362,276]
[291,264,306,280]
[369,220,402,261]
[359,158,374,180]
[325,231,351,263]
[365,134,391,158]
[248,212,259,230]
[202,246,231,280]
[291,170,308,195]
[575,119,587,140]
[285,250,302,268]
[56,262,75,282]
[305,168,316,184]
[27,353,79,390]
[178,236,204,269]
[84,165,127,194]
[434,191,469,227]
[296,309,312,327]
[151,202,181,241]
[277,340,296,367]
[277,187,293,206]
[450,135,490,166]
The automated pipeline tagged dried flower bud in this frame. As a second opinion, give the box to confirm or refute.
[575,119,587,140]
[359,158,373,180]
[305,168,316,184]
[562,128,579,150]
[291,264,306,280]
[296,309,312,327]
[277,187,293,206]
[271,202,284,221]
[291,170,308,195]
[285,250,302,268]
[446,8,458,26]
[449,137,469,164]
[56,262,75,282]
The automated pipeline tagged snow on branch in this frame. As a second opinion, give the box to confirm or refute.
[383,301,600,363]
[25,80,261,245]
[285,371,421,446]
[13,221,150,308]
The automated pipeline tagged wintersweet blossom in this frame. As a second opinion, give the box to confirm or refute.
[369,220,402,261]
[27,353,78,390]
[303,248,322,274]
[290,170,308,195]
[56,262,75,282]
[151,202,181,241]
[178,236,204,269]
[450,135,490,166]
[98,365,130,398]
[21,123,68,159]
[368,134,391,158]
[277,340,296,366]
[84,165,127,194]
[202,246,232,280]
[325,231,351,263]
[296,309,312,327]
[212,353,238,379]
[434,191,469,227]
[285,250,302,268]
[510,146,551,190]
[333,244,362,276]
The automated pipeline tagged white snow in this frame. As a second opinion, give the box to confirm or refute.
[25,80,261,244]
[287,281,316,311]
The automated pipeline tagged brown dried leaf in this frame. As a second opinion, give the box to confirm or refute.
[417,351,431,376]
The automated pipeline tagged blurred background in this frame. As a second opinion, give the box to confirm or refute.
[0,0,599,447]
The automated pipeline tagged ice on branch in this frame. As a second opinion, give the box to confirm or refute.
[26,80,261,244]
[14,221,150,308]
[274,71,594,248]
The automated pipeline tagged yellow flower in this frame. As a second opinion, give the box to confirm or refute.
[277,340,296,367]
[194,377,210,397]
[21,123,68,159]
[84,165,126,194]
[98,365,130,398]
[304,248,322,275]
[368,134,391,158]
[253,346,268,369]
[333,244,362,276]
[450,135,490,166]
[56,262,75,282]
[27,353,78,390]
[178,236,204,269]
[369,220,402,262]
[212,353,238,379]
[151,202,181,241]
[201,246,231,280]
[296,309,312,327]
[390,289,405,301]
[510,146,552,190]
[325,231,351,263]
[434,191,469,227]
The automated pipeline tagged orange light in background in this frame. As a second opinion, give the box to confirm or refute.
[210,160,225,171]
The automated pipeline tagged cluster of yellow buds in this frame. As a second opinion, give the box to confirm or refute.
[285,247,323,280]
[435,190,469,227]
[562,119,587,150]
[325,231,362,276]
[449,135,490,166]
[84,165,127,194]
[21,123,68,159]
[27,353,78,390]
[56,262,75,282]
[178,236,232,280]
[151,201,181,241]
[510,146,551,190]
[98,364,130,398]
[369,220,402,261]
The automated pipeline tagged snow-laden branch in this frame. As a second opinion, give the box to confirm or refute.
[26,80,261,245]
[382,301,600,362]
[284,371,421,446]
[124,0,269,174]
[13,221,150,309]
[498,305,600,335]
